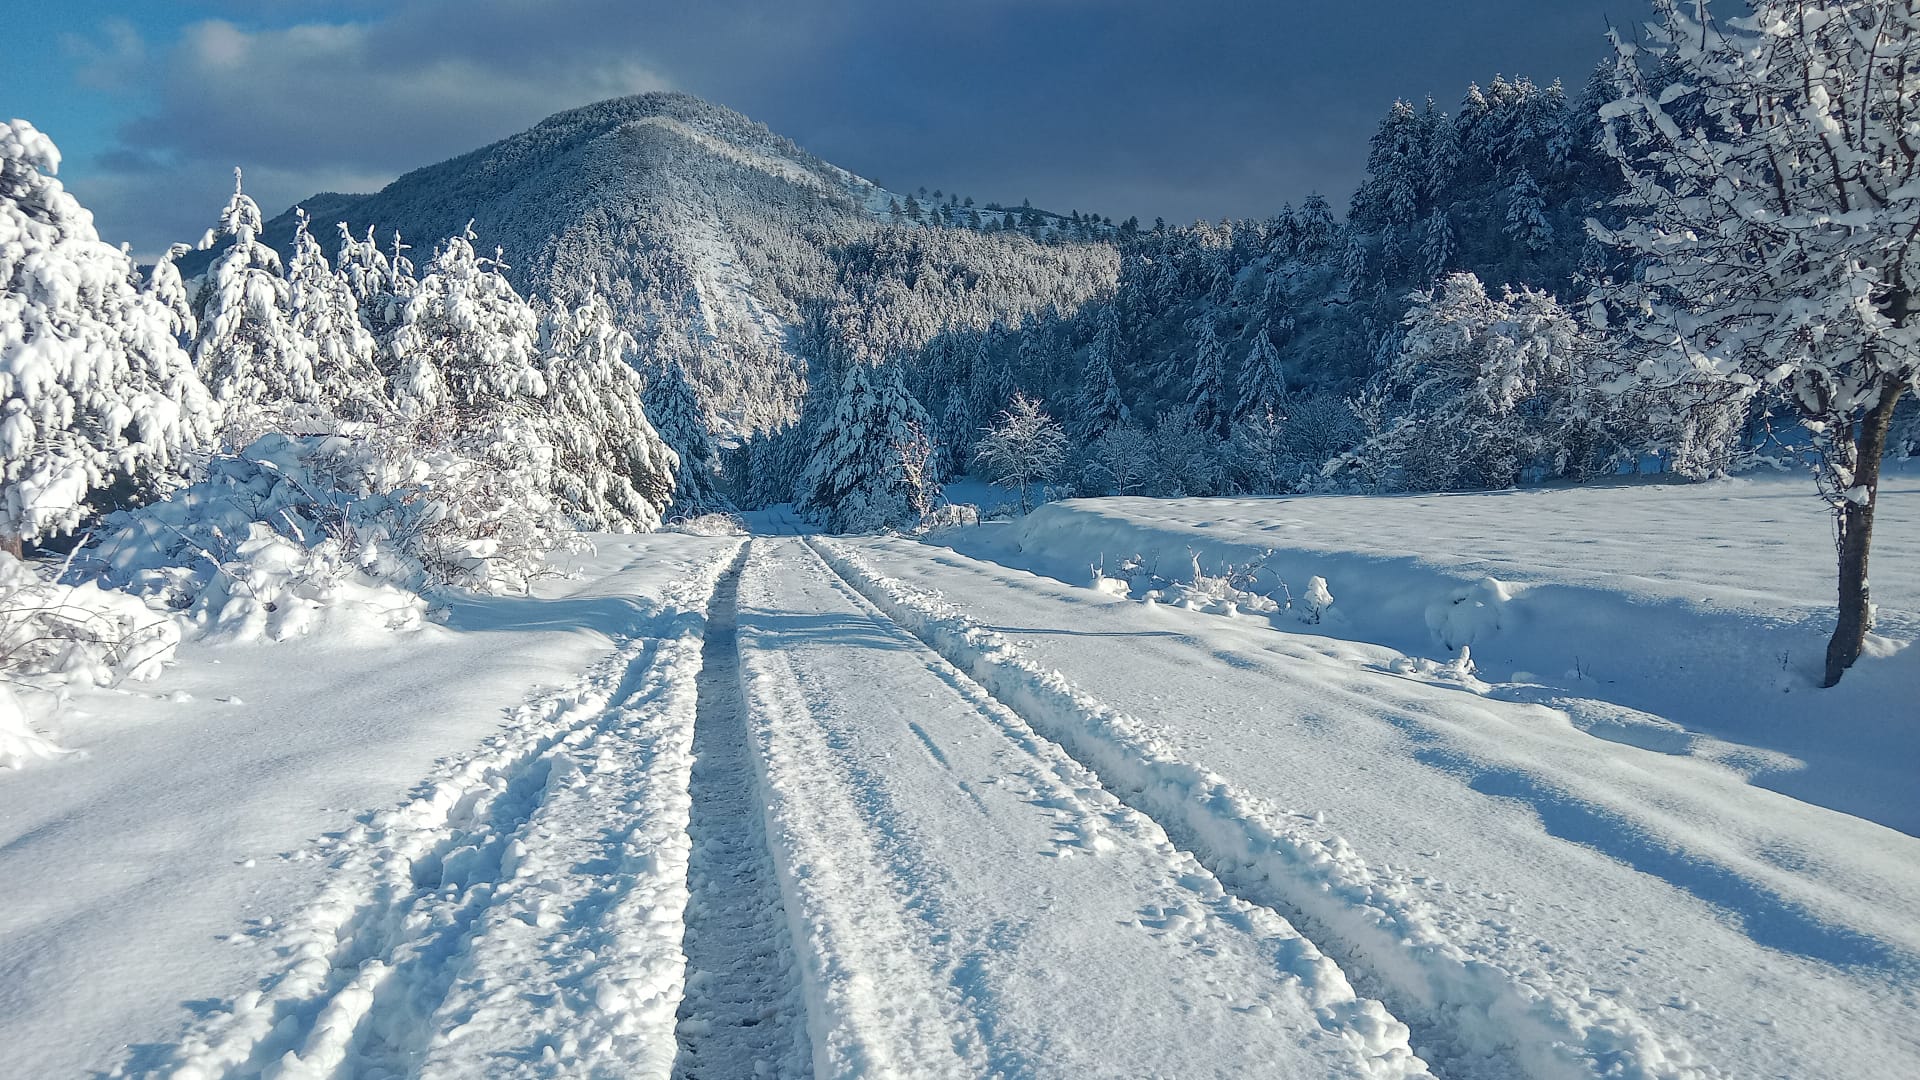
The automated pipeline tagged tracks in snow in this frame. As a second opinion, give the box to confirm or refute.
[804,537,1726,1080]
[149,543,772,1080]
[673,542,812,1079]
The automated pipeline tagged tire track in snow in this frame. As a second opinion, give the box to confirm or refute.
[808,537,1722,1080]
[758,538,1427,1079]
[672,541,812,1079]
[146,543,744,1080]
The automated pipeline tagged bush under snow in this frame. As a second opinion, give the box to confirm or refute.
[83,432,590,644]
[0,550,182,766]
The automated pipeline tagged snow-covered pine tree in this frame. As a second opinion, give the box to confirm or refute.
[800,359,936,533]
[194,169,317,436]
[1342,234,1375,300]
[390,224,545,431]
[147,243,196,346]
[287,209,384,422]
[1504,169,1553,254]
[975,392,1067,513]
[1421,208,1457,283]
[335,224,410,342]
[1235,321,1287,421]
[1073,307,1127,441]
[1591,0,1920,686]
[538,291,678,531]
[0,120,215,554]
[1185,318,1227,436]
[938,383,974,476]
[642,355,726,520]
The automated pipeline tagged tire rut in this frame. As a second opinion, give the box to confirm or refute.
[673,540,813,1080]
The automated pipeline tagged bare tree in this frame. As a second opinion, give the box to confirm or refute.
[975,393,1068,513]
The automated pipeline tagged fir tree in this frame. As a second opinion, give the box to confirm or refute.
[1235,321,1288,421]
[194,169,316,432]
[1504,169,1553,254]
[1074,307,1127,441]
[643,357,727,519]
[287,208,383,422]
[1185,319,1227,436]
[0,120,215,553]
[800,361,936,533]
[539,291,678,531]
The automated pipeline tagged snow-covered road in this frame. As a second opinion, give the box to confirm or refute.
[3,510,1916,1079]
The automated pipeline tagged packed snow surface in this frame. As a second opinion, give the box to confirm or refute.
[1,476,1915,1079]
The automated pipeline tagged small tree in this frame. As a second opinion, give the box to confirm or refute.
[889,419,942,521]
[975,393,1067,512]
[0,120,214,554]
[287,208,384,422]
[195,169,316,437]
[1592,0,1920,686]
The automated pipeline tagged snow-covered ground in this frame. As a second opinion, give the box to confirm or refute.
[934,468,1920,835]
[0,535,743,1078]
[3,473,1916,1079]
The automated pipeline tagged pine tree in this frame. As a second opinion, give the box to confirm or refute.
[800,360,936,533]
[1504,169,1553,254]
[194,169,316,434]
[938,383,974,475]
[287,208,383,422]
[390,224,545,429]
[1421,208,1457,282]
[0,120,214,553]
[1341,235,1374,299]
[1185,318,1227,436]
[1073,307,1126,441]
[1235,321,1287,421]
[539,291,678,531]
[643,356,727,519]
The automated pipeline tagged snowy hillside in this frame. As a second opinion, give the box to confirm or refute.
[237,93,1116,435]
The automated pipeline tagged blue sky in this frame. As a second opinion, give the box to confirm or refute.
[5,1,1621,256]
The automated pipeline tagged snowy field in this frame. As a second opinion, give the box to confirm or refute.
[938,467,1920,835]
[1,476,1916,1079]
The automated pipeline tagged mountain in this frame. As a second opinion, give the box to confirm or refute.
[249,93,1116,435]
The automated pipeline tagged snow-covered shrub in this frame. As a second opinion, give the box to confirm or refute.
[1325,272,1633,492]
[1,119,215,553]
[85,432,584,643]
[0,549,182,766]
[1,550,178,683]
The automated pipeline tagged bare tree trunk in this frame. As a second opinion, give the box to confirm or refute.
[0,533,21,561]
[1824,373,1906,688]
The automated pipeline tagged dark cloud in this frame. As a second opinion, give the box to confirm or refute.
[54,0,1622,254]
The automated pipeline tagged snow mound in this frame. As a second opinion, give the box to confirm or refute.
[84,433,585,644]
[0,549,183,765]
